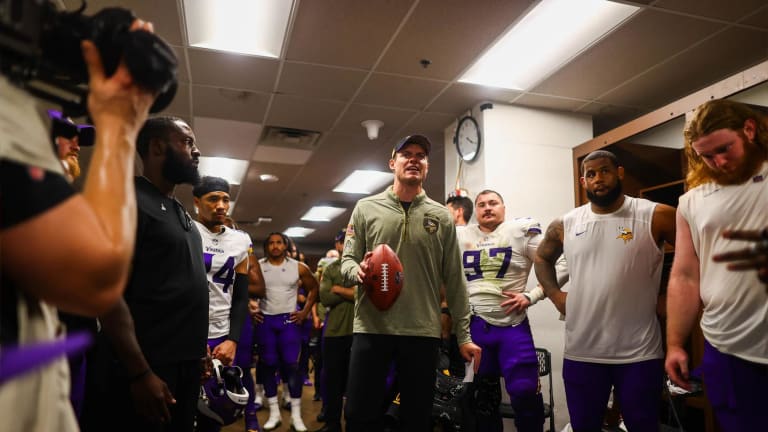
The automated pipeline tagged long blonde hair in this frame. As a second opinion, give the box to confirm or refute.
[684,99,768,189]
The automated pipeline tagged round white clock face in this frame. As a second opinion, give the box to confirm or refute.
[455,116,480,161]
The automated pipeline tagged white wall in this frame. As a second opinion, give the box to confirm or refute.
[445,103,592,430]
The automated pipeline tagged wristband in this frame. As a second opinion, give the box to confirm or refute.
[129,368,151,382]
[441,307,451,316]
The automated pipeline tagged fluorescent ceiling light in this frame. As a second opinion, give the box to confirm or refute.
[333,170,393,194]
[284,227,315,238]
[459,0,638,90]
[301,206,347,222]
[198,156,249,185]
[184,0,294,57]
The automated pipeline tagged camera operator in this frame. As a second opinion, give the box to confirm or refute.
[0,16,157,432]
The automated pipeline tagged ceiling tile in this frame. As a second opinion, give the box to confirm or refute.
[377,0,536,80]
[428,83,521,114]
[285,0,414,69]
[652,0,768,22]
[598,27,768,109]
[334,105,416,138]
[278,63,367,101]
[191,85,269,123]
[161,82,191,118]
[355,74,446,110]
[741,6,768,30]
[192,117,261,160]
[532,9,724,100]
[266,95,346,132]
[171,46,189,83]
[407,112,455,134]
[187,49,279,92]
[513,94,591,112]
[85,0,184,46]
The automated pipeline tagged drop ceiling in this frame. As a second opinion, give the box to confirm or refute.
[79,0,768,254]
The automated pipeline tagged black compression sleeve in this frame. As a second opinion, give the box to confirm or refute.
[227,273,250,343]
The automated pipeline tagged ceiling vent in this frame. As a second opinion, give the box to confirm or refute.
[253,127,321,165]
[260,126,321,151]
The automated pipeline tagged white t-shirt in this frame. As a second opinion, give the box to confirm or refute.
[194,221,251,339]
[563,196,664,363]
[0,77,77,432]
[457,218,543,326]
[260,257,301,315]
[678,162,768,364]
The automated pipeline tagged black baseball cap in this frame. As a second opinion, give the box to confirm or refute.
[334,229,346,243]
[48,110,95,147]
[391,134,431,159]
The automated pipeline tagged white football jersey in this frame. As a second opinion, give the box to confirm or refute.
[457,218,542,326]
[260,257,301,315]
[194,221,251,339]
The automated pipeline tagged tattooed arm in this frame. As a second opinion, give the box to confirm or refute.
[534,217,567,315]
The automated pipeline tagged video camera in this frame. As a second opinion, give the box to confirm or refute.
[0,0,177,116]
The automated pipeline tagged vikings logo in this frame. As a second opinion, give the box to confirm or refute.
[616,227,633,244]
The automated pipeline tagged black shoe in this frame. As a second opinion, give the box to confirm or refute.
[312,423,341,432]
[312,393,322,401]
[315,411,326,423]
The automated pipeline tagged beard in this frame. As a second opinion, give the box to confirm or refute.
[162,147,199,185]
[587,180,623,207]
[62,155,81,180]
[705,139,765,186]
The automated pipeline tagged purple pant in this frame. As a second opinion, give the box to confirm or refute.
[701,339,768,431]
[563,358,663,432]
[255,313,302,398]
[470,316,543,432]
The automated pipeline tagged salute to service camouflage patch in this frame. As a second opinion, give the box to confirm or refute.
[423,215,439,234]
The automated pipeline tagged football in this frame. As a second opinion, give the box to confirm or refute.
[363,244,404,310]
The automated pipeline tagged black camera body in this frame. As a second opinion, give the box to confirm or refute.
[0,0,177,116]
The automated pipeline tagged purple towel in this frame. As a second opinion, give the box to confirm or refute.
[0,331,92,385]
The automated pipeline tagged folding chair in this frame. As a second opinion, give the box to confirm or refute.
[499,347,556,432]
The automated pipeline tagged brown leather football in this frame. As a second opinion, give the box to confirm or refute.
[363,243,404,310]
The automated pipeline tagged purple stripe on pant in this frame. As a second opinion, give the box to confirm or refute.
[563,357,663,432]
[470,316,543,432]
[701,339,768,431]
[255,313,302,398]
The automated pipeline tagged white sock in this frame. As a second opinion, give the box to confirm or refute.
[264,396,281,429]
[254,384,264,405]
[290,399,307,431]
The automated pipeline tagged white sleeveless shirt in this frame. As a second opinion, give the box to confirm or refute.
[260,257,301,315]
[563,196,664,363]
[678,162,768,364]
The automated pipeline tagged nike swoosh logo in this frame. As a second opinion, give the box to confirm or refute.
[575,231,587,236]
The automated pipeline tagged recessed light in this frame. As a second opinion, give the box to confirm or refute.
[284,227,315,238]
[333,170,393,194]
[197,157,249,185]
[259,174,279,182]
[301,206,347,222]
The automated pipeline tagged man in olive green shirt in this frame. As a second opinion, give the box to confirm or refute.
[314,230,356,432]
[341,134,482,432]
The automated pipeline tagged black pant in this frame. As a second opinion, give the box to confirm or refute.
[322,335,352,426]
[344,334,439,432]
[83,355,201,432]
